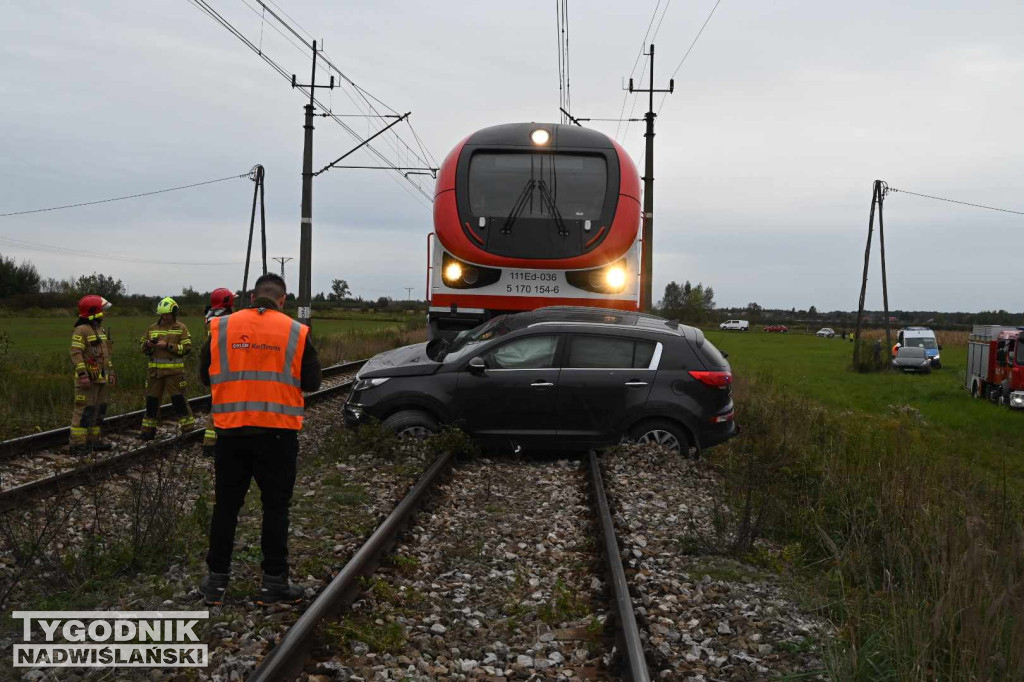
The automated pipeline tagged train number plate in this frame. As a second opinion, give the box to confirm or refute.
[502,270,563,296]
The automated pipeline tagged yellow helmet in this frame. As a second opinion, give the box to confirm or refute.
[157,297,179,316]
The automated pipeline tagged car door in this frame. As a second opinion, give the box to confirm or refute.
[557,333,659,445]
[453,333,562,441]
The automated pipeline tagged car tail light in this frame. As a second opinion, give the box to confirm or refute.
[689,370,732,388]
[710,410,735,423]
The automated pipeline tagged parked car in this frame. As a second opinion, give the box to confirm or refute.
[816,327,836,338]
[763,324,789,333]
[719,319,749,332]
[897,326,941,368]
[344,306,738,456]
[892,346,932,374]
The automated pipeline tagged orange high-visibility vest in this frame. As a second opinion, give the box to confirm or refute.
[209,308,309,430]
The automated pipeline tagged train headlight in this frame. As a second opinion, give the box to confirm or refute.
[444,262,463,283]
[605,266,627,291]
[530,129,551,146]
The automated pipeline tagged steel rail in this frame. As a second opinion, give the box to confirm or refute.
[248,449,455,682]
[588,450,651,682]
[0,360,366,461]
[0,368,364,512]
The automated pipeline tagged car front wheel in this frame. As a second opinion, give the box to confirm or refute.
[382,409,438,439]
[629,419,692,457]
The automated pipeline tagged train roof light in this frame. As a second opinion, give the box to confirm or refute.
[530,129,551,146]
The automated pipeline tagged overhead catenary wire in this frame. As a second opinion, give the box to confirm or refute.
[888,188,1024,216]
[0,172,250,218]
[621,0,672,143]
[615,0,662,141]
[188,0,434,208]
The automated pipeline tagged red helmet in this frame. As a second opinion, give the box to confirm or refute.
[210,287,237,311]
[78,295,111,320]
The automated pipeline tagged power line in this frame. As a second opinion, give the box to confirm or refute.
[0,172,250,218]
[622,0,672,143]
[189,0,434,208]
[0,235,242,266]
[616,0,661,140]
[888,188,1024,216]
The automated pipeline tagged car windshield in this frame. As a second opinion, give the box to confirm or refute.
[903,337,937,350]
[443,316,513,361]
[898,347,926,359]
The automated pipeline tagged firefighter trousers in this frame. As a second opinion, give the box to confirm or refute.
[143,374,196,432]
[71,380,109,446]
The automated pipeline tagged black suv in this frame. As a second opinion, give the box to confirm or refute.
[344,306,737,454]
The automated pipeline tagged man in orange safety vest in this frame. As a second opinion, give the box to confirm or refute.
[197,273,321,606]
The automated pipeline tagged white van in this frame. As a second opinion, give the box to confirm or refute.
[897,327,941,368]
[719,319,749,332]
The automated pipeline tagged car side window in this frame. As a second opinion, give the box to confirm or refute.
[483,335,559,369]
[567,335,657,369]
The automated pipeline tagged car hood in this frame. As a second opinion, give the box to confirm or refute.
[359,342,442,378]
[893,357,928,366]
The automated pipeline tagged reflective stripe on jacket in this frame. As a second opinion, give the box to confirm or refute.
[209,308,308,430]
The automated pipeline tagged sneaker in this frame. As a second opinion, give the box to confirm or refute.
[256,572,304,605]
[199,571,230,606]
[91,440,113,452]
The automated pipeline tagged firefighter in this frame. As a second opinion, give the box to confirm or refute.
[140,297,195,439]
[201,287,236,455]
[69,295,115,455]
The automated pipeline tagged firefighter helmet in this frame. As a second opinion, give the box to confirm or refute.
[78,295,111,320]
[210,288,236,311]
[157,297,179,316]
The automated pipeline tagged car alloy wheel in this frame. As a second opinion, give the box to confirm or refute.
[636,429,682,452]
[396,425,433,439]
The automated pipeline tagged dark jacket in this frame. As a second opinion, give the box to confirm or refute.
[199,298,322,436]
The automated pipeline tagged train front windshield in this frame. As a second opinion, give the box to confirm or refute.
[468,153,607,220]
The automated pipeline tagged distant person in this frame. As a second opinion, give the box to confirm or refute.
[139,297,195,440]
[198,273,321,606]
[892,342,901,358]
[68,295,115,455]
[201,288,238,456]
[872,338,882,363]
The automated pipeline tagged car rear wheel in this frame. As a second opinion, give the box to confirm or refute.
[629,419,692,458]
[382,410,438,439]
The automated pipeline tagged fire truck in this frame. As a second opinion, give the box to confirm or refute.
[964,325,1024,408]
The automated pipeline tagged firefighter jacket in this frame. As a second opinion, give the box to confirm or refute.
[206,305,311,431]
[70,321,113,382]
[141,319,192,377]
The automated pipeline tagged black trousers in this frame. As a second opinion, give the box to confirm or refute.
[206,431,298,576]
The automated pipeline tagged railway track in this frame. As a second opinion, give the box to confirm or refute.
[246,450,651,682]
[0,360,365,511]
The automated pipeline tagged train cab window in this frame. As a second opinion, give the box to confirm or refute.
[567,335,657,369]
[483,335,559,370]
[468,153,607,220]
[1017,341,1024,365]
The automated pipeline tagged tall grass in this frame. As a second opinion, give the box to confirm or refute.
[714,375,1024,680]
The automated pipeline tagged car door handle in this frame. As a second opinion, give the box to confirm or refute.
[624,381,648,387]
[531,381,555,388]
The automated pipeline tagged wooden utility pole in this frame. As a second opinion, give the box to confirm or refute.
[628,45,674,312]
[853,180,890,366]
[241,164,268,305]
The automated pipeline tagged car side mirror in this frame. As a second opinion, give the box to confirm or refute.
[938,343,943,350]
[721,350,729,359]
[468,356,486,374]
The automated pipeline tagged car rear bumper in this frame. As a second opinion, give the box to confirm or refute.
[699,419,738,449]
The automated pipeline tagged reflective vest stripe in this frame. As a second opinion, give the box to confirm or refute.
[211,401,305,416]
[211,369,301,387]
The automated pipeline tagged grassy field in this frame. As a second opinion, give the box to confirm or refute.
[705,328,1022,479]
[0,312,425,440]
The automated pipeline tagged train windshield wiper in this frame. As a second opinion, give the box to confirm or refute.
[501,179,536,234]
[537,180,569,237]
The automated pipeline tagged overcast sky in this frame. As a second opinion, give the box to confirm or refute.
[2,1,1022,312]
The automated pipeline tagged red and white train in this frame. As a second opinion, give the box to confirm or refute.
[427,122,642,338]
